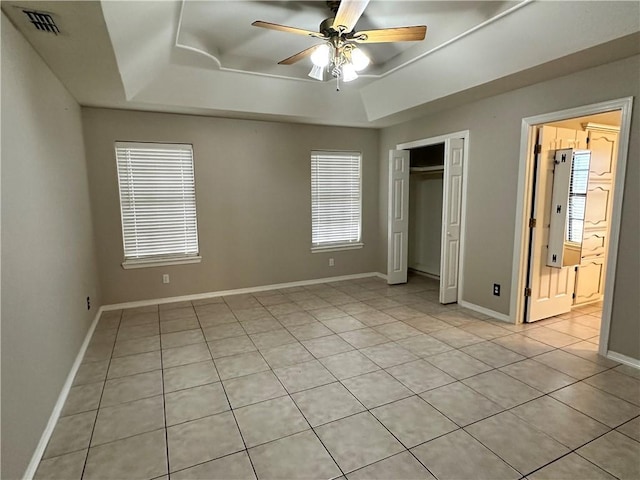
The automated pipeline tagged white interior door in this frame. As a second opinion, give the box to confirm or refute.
[387,150,410,284]
[527,126,587,321]
[439,138,464,303]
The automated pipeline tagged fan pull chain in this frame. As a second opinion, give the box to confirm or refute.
[332,65,341,91]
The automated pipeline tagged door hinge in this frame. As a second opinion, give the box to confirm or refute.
[524,287,532,297]
[534,144,542,155]
[586,137,590,144]
[529,218,537,228]
[575,266,578,272]
[572,292,576,299]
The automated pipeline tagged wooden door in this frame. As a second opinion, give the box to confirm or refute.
[587,129,617,182]
[574,258,606,304]
[387,150,410,284]
[439,138,463,304]
[527,126,587,322]
[573,127,618,305]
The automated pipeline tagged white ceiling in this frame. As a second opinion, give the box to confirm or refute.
[3,1,639,127]
[175,1,519,77]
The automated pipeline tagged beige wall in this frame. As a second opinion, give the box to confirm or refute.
[379,54,639,359]
[1,13,102,479]
[82,109,379,304]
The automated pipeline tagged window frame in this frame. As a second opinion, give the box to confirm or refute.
[114,141,201,269]
[310,150,364,253]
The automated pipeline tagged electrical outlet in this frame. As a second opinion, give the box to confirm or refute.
[163,274,170,284]
[493,283,500,296]
[329,258,335,267]
[86,296,91,310]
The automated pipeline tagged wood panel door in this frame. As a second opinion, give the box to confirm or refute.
[527,126,587,322]
[574,257,606,304]
[587,129,618,182]
[439,138,463,304]
[387,150,410,284]
[572,127,618,305]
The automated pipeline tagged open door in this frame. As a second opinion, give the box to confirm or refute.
[439,138,464,303]
[526,125,587,321]
[387,150,410,284]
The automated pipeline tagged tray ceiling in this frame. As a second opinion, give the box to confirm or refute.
[2,1,639,127]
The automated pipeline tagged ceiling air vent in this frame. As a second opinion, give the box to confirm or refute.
[23,10,60,34]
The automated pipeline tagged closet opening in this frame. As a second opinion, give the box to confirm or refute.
[408,143,445,282]
[388,131,468,306]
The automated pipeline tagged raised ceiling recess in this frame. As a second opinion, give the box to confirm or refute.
[2,1,639,127]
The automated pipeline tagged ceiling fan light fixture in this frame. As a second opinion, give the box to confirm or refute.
[342,63,358,82]
[350,47,370,71]
[308,64,325,81]
[253,0,428,89]
[311,43,331,67]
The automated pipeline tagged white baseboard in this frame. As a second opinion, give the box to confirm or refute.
[374,272,388,281]
[103,272,386,311]
[606,350,640,369]
[409,269,440,281]
[458,300,512,323]
[23,307,104,480]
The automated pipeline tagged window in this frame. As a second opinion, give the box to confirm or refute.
[567,152,590,243]
[311,150,362,251]
[115,142,200,268]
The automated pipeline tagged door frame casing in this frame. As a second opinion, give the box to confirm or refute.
[510,97,633,358]
[396,130,470,303]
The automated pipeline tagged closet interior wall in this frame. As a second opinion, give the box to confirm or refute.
[408,143,445,278]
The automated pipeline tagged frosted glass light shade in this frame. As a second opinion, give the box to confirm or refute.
[342,63,358,82]
[308,64,324,81]
[351,48,370,71]
[311,44,331,67]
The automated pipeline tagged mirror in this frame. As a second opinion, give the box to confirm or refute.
[547,148,591,268]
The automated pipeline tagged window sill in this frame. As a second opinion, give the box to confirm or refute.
[122,256,202,270]
[311,243,364,254]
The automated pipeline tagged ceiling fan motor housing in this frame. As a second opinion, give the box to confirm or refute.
[319,17,336,36]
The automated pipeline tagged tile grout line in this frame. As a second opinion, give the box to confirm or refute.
[429,363,632,477]
[253,284,471,476]
[521,427,626,478]
[79,308,124,480]
[196,299,261,480]
[200,286,436,476]
[259,346,349,479]
[81,342,630,476]
[135,305,625,420]
[318,302,632,477]
[44,277,638,480]
[230,308,350,479]
[265,287,628,477]
[157,305,171,479]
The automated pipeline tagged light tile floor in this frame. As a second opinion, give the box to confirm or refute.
[36,275,640,480]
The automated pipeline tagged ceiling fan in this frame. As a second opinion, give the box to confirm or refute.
[252,0,427,89]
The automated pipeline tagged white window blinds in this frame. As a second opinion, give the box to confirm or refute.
[567,152,590,243]
[311,150,362,249]
[115,142,199,263]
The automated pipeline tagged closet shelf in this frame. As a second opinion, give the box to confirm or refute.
[410,166,444,173]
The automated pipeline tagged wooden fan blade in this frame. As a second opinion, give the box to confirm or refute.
[278,45,320,65]
[353,25,427,43]
[252,20,318,37]
[332,0,370,33]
